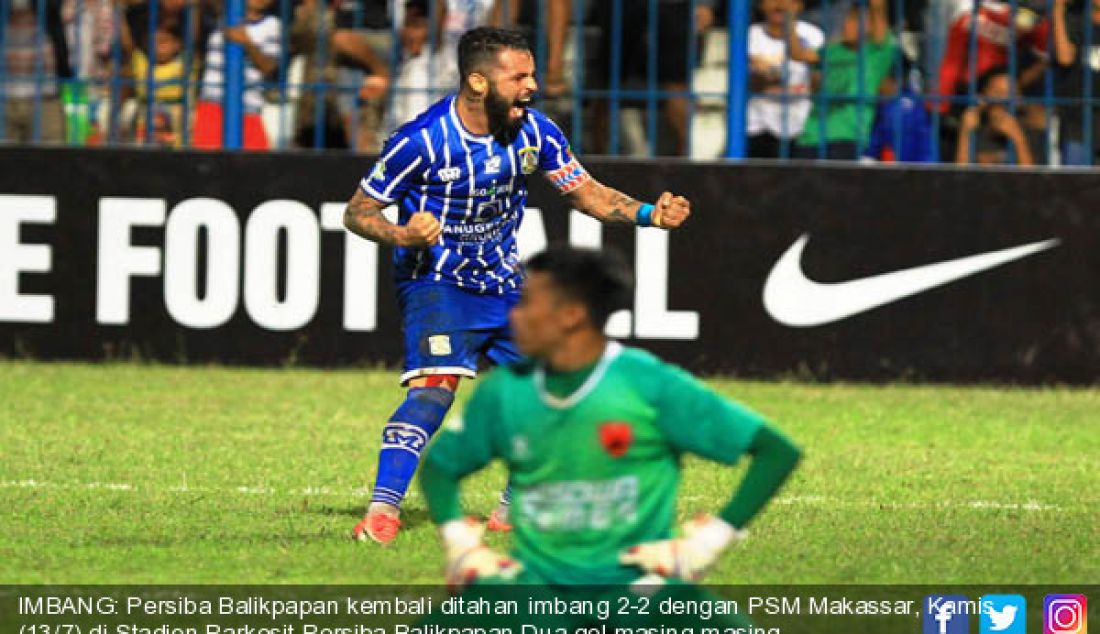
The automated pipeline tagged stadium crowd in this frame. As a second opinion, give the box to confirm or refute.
[2,0,1098,164]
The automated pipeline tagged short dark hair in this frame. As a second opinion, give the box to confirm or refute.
[404,0,428,17]
[457,27,531,85]
[525,246,633,331]
[977,67,1009,95]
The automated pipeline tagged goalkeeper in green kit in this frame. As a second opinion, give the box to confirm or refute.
[420,246,801,589]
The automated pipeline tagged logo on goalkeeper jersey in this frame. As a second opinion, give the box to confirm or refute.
[598,421,634,458]
[511,435,531,460]
[520,475,638,531]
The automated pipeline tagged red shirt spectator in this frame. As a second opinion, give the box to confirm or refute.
[936,0,1050,112]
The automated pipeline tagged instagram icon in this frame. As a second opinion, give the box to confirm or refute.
[1045,595,1087,634]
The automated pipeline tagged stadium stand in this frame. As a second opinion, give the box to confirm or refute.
[1,0,1097,165]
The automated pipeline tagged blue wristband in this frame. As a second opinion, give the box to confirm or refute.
[636,203,655,227]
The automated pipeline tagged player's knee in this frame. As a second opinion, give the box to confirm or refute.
[406,385,456,411]
[388,384,455,429]
[408,374,461,391]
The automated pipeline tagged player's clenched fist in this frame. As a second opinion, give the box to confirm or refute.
[652,191,690,229]
[619,515,747,582]
[401,211,442,248]
[441,517,522,593]
[653,191,691,230]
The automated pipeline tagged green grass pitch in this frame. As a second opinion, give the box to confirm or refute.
[1,361,1096,584]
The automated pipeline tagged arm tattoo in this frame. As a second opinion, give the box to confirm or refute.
[568,180,642,225]
[344,190,404,246]
[599,187,640,224]
[605,209,634,223]
[609,190,638,208]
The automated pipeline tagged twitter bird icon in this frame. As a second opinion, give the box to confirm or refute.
[982,595,1027,634]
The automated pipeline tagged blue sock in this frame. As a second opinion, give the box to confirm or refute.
[371,387,454,509]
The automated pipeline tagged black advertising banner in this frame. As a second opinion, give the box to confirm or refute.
[1,147,1098,383]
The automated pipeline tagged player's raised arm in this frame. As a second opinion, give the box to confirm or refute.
[343,188,440,248]
[567,180,691,229]
[533,112,691,229]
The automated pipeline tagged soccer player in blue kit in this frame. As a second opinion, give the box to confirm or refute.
[344,27,692,544]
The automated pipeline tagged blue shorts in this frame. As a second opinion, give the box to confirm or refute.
[397,281,522,385]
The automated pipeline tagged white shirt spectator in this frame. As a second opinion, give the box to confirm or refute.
[385,47,432,136]
[747,20,824,139]
[200,14,281,114]
[4,6,58,99]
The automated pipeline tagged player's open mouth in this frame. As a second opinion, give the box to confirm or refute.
[511,97,532,119]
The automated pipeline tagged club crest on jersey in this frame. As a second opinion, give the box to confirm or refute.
[484,155,502,174]
[598,422,634,458]
[518,147,538,174]
[437,167,461,182]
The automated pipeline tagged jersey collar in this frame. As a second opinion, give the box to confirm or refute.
[448,95,494,144]
[533,341,623,410]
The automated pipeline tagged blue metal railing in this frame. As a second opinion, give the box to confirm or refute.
[728,0,750,158]
[223,0,244,149]
[0,0,1095,166]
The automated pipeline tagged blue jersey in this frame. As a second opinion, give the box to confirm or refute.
[359,95,589,294]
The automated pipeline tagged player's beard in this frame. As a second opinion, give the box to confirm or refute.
[486,84,525,144]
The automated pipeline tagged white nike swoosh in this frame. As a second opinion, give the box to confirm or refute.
[763,234,1060,327]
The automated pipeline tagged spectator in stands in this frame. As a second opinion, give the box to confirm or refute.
[2,0,70,144]
[492,0,571,98]
[862,64,934,162]
[434,0,498,94]
[328,0,392,152]
[118,21,199,146]
[935,0,1049,115]
[384,0,433,134]
[291,0,351,149]
[589,0,717,155]
[790,0,898,159]
[193,0,282,150]
[1052,0,1100,165]
[934,0,1050,162]
[121,0,212,54]
[747,0,824,158]
[387,0,553,134]
[954,69,1035,165]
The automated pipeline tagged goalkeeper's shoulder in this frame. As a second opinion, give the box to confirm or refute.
[614,344,669,377]
[615,344,709,394]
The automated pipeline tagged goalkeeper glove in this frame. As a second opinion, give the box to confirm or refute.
[619,515,747,582]
[441,517,521,592]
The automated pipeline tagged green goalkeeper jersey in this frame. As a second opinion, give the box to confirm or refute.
[423,342,767,585]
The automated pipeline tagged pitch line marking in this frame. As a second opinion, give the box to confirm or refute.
[0,479,1075,512]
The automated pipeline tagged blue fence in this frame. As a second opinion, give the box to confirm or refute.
[0,0,1096,165]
